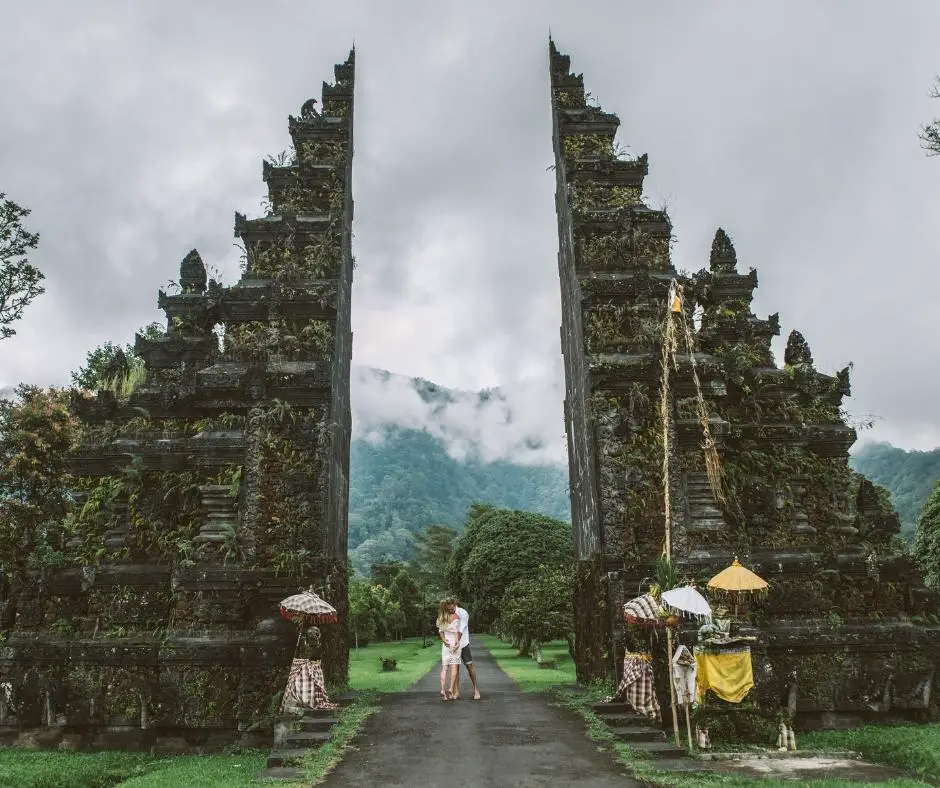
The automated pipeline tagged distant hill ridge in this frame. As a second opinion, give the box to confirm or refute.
[849,442,940,538]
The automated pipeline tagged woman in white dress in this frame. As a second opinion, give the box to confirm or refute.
[437,600,461,700]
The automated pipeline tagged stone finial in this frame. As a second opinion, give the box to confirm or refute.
[180,249,207,294]
[784,330,813,367]
[710,228,737,272]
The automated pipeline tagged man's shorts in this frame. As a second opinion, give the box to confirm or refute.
[460,644,473,666]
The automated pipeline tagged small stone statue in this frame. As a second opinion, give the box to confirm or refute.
[298,626,323,661]
[300,98,320,120]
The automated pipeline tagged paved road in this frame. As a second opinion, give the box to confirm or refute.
[323,638,646,787]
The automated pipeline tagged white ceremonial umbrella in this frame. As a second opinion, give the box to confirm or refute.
[661,585,712,623]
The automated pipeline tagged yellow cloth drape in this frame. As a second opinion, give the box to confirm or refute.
[695,650,754,704]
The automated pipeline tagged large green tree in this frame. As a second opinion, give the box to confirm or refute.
[0,193,43,340]
[498,564,574,657]
[446,505,572,629]
[0,386,78,629]
[410,523,459,596]
[71,322,163,390]
[914,479,940,587]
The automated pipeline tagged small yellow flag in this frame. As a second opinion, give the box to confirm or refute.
[669,282,682,313]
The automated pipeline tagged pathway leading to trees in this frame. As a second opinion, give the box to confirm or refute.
[322,639,646,787]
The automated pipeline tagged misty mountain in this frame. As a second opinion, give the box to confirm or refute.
[347,369,569,575]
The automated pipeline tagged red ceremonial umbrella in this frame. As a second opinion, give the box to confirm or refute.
[279,588,338,626]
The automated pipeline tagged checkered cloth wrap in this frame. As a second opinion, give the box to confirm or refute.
[607,652,661,722]
[279,659,338,712]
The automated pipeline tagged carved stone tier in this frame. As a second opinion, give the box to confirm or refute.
[556,109,621,137]
[215,282,338,321]
[234,213,332,246]
[578,271,675,303]
[573,205,672,239]
[699,313,780,343]
[157,290,216,325]
[287,115,349,143]
[68,431,245,477]
[565,155,648,187]
[705,268,759,300]
[262,161,341,188]
[125,362,333,419]
[134,334,218,369]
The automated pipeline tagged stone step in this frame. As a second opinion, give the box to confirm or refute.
[592,712,653,728]
[266,748,310,768]
[295,716,340,732]
[650,757,718,774]
[625,740,687,758]
[257,765,304,781]
[609,725,667,743]
[689,517,726,527]
[591,702,656,718]
[689,502,725,514]
[281,730,331,748]
[688,523,726,534]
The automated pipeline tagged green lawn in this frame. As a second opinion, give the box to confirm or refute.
[552,685,933,788]
[477,635,576,691]
[0,750,267,788]
[0,695,381,788]
[347,636,442,692]
[801,724,940,782]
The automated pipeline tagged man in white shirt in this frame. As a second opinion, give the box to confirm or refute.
[447,598,481,700]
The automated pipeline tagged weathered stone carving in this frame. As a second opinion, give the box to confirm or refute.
[0,50,356,752]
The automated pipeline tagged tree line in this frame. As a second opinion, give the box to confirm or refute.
[347,504,576,659]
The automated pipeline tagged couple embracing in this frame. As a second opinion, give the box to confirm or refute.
[436,597,481,701]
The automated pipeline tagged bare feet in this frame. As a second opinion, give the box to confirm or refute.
[473,691,481,700]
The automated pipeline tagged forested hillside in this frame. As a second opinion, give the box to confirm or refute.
[347,425,569,574]
[850,442,940,539]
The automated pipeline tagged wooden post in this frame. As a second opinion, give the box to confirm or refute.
[665,626,681,748]
[684,701,694,750]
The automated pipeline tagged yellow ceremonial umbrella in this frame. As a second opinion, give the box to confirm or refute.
[707,558,768,617]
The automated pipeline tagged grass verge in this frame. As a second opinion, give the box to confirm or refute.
[348,637,442,692]
[551,685,931,788]
[476,635,576,691]
[0,749,266,788]
[801,724,940,782]
[0,698,380,788]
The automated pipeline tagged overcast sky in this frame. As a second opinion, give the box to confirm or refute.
[1,0,939,463]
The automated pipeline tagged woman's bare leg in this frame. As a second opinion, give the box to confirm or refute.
[449,664,460,698]
[440,664,447,698]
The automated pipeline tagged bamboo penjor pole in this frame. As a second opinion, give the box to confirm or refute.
[659,285,682,749]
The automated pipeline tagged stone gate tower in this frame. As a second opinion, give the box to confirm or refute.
[550,40,939,727]
[0,51,355,749]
